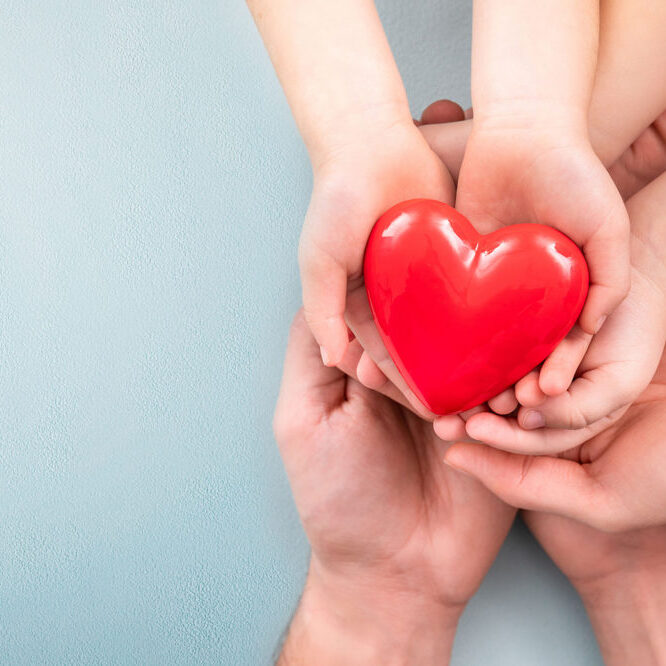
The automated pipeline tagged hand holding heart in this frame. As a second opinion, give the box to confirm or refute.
[364,199,588,415]
[414,101,666,456]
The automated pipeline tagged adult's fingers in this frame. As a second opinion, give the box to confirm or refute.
[443,443,626,531]
[274,311,346,443]
[420,99,465,125]
[418,120,471,183]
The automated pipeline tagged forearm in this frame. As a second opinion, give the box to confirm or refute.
[590,0,666,165]
[577,566,666,666]
[246,0,411,165]
[471,0,598,127]
[422,0,666,180]
[277,561,461,665]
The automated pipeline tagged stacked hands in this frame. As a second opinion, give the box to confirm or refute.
[248,0,666,662]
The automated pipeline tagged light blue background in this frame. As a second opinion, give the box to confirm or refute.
[0,1,602,664]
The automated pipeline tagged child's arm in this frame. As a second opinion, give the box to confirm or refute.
[463,0,628,339]
[471,0,598,129]
[590,0,666,166]
[246,0,409,165]
[247,1,453,376]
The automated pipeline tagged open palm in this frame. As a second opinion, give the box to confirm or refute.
[274,312,515,606]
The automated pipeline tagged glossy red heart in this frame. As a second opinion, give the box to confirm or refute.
[364,199,589,415]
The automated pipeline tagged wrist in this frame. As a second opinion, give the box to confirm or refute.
[278,558,462,665]
[575,565,666,666]
[303,100,415,172]
[471,98,589,138]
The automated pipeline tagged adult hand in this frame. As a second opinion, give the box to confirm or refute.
[273,312,515,663]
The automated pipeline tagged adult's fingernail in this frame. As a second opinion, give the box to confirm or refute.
[595,315,607,334]
[522,410,545,430]
[320,346,330,366]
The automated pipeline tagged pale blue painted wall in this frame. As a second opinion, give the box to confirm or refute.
[0,1,602,663]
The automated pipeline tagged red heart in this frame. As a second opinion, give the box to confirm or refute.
[363,199,589,415]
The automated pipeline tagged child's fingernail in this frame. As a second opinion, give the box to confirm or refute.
[320,346,330,366]
[595,315,607,334]
[522,410,545,430]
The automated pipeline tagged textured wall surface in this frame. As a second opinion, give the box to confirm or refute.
[0,1,602,664]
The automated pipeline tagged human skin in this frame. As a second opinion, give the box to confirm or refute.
[439,170,666,529]
[350,0,666,423]
[273,313,515,664]
[524,510,666,665]
[248,0,666,425]
[246,0,454,400]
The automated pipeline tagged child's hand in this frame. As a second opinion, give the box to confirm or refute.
[457,115,630,375]
[439,174,666,529]
[436,171,666,454]
[414,96,666,445]
[301,119,454,415]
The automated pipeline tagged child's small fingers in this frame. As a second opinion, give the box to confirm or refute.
[464,411,597,455]
[459,404,487,421]
[346,285,435,420]
[434,415,472,442]
[578,225,631,336]
[515,370,546,407]
[539,325,592,396]
[356,350,388,390]
[487,388,518,415]
[519,368,632,431]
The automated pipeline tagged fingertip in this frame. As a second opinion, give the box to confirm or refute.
[434,415,467,442]
[420,99,465,125]
[464,413,495,441]
[443,442,476,472]
[538,371,570,397]
[515,371,546,407]
[518,409,546,430]
[307,317,350,367]
[356,351,387,389]
[487,388,518,415]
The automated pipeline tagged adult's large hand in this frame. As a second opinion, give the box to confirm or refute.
[273,312,515,663]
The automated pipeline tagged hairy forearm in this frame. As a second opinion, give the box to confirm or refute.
[277,561,460,665]
[578,565,666,666]
[470,0,598,126]
[246,0,411,164]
